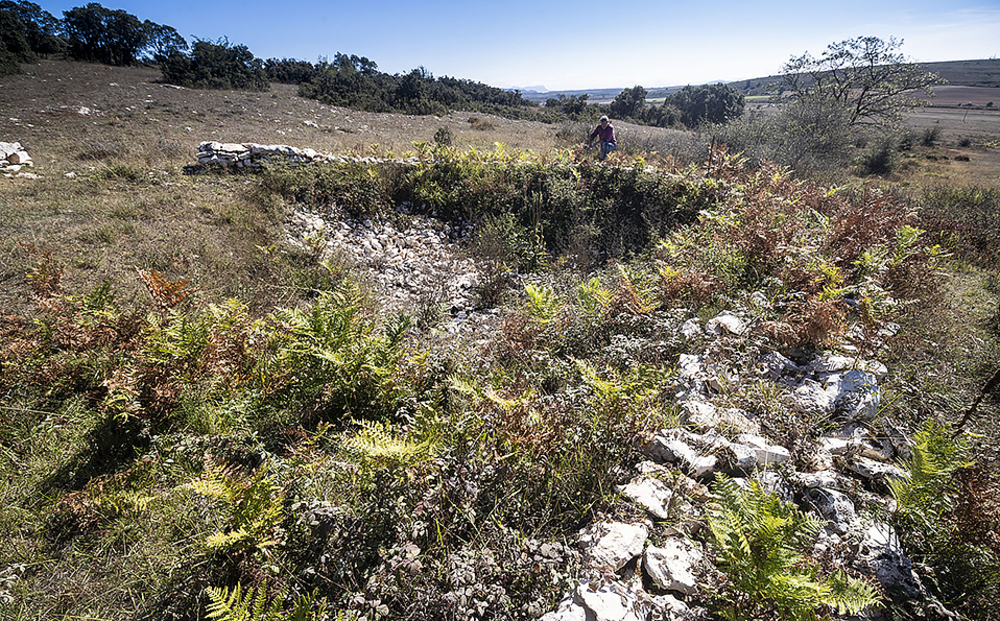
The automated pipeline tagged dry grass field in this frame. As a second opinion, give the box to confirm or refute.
[922,84,1000,107]
[0,60,554,317]
[0,60,560,169]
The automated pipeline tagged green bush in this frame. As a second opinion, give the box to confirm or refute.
[433,125,453,146]
[856,135,899,176]
[665,83,746,128]
[160,38,269,91]
[256,161,389,217]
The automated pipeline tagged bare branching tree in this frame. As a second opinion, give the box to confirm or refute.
[780,36,944,127]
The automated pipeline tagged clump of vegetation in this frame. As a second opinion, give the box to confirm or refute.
[160,37,269,91]
[433,126,453,146]
[856,135,900,176]
[889,422,1000,617]
[706,475,880,620]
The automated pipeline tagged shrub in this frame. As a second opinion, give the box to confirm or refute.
[264,57,318,84]
[709,101,856,171]
[920,126,942,146]
[856,135,899,176]
[433,125,453,145]
[256,161,389,218]
[160,38,269,91]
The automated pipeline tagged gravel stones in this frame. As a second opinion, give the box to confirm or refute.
[286,206,496,336]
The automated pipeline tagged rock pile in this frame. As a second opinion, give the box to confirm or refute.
[1,141,33,175]
[540,316,945,621]
[287,206,499,337]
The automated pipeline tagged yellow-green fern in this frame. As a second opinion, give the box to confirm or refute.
[206,581,330,621]
[187,462,285,553]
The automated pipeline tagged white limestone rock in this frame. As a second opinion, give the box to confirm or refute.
[705,310,746,336]
[617,475,675,520]
[754,471,794,502]
[578,521,649,572]
[540,578,654,621]
[844,456,907,488]
[650,594,698,621]
[644,538,706,595]
[805,487,858,535]
[735,433,791,466]
[677,318,702,339]
[859,521,927,600]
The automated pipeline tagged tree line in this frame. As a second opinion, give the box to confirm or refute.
[1,1,184,71]
[2,1,939,140]
[0,0,747,129]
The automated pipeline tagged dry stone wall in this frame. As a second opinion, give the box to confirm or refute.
[195,141,338,168]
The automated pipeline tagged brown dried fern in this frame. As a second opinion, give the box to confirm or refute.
[19,242,63,298]
[137,268,198,311]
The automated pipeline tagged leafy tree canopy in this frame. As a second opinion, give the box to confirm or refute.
[609,85,648,120]
[664,83,745,128]
[159,37,268,91]
[0,0,62,56]
[62,2,185,66]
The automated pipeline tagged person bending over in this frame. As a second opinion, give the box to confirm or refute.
[587,116,617,160]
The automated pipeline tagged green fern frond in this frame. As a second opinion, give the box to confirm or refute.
[707,475,881,619]
[891,420,971,525]
[576,277,612,314]
[344,420,439,468]
[206,580,330,621]
[827,568,881,615]
[206,581,280,621]
[187,462,285,553]
[524,283,561,324]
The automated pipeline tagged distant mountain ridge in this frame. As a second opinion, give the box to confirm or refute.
[518,58,1000,103]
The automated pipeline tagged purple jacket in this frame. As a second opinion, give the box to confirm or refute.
[589,123,616,144]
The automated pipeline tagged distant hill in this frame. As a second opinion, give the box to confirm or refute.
[521,58,1000,104]
[519,86,687,105]
[726,58,1000,96]
[919,58,1000,88]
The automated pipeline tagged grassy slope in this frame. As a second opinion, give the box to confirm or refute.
[1,59,999,619]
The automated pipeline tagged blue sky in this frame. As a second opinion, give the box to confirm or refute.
[39,0,1000,91]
